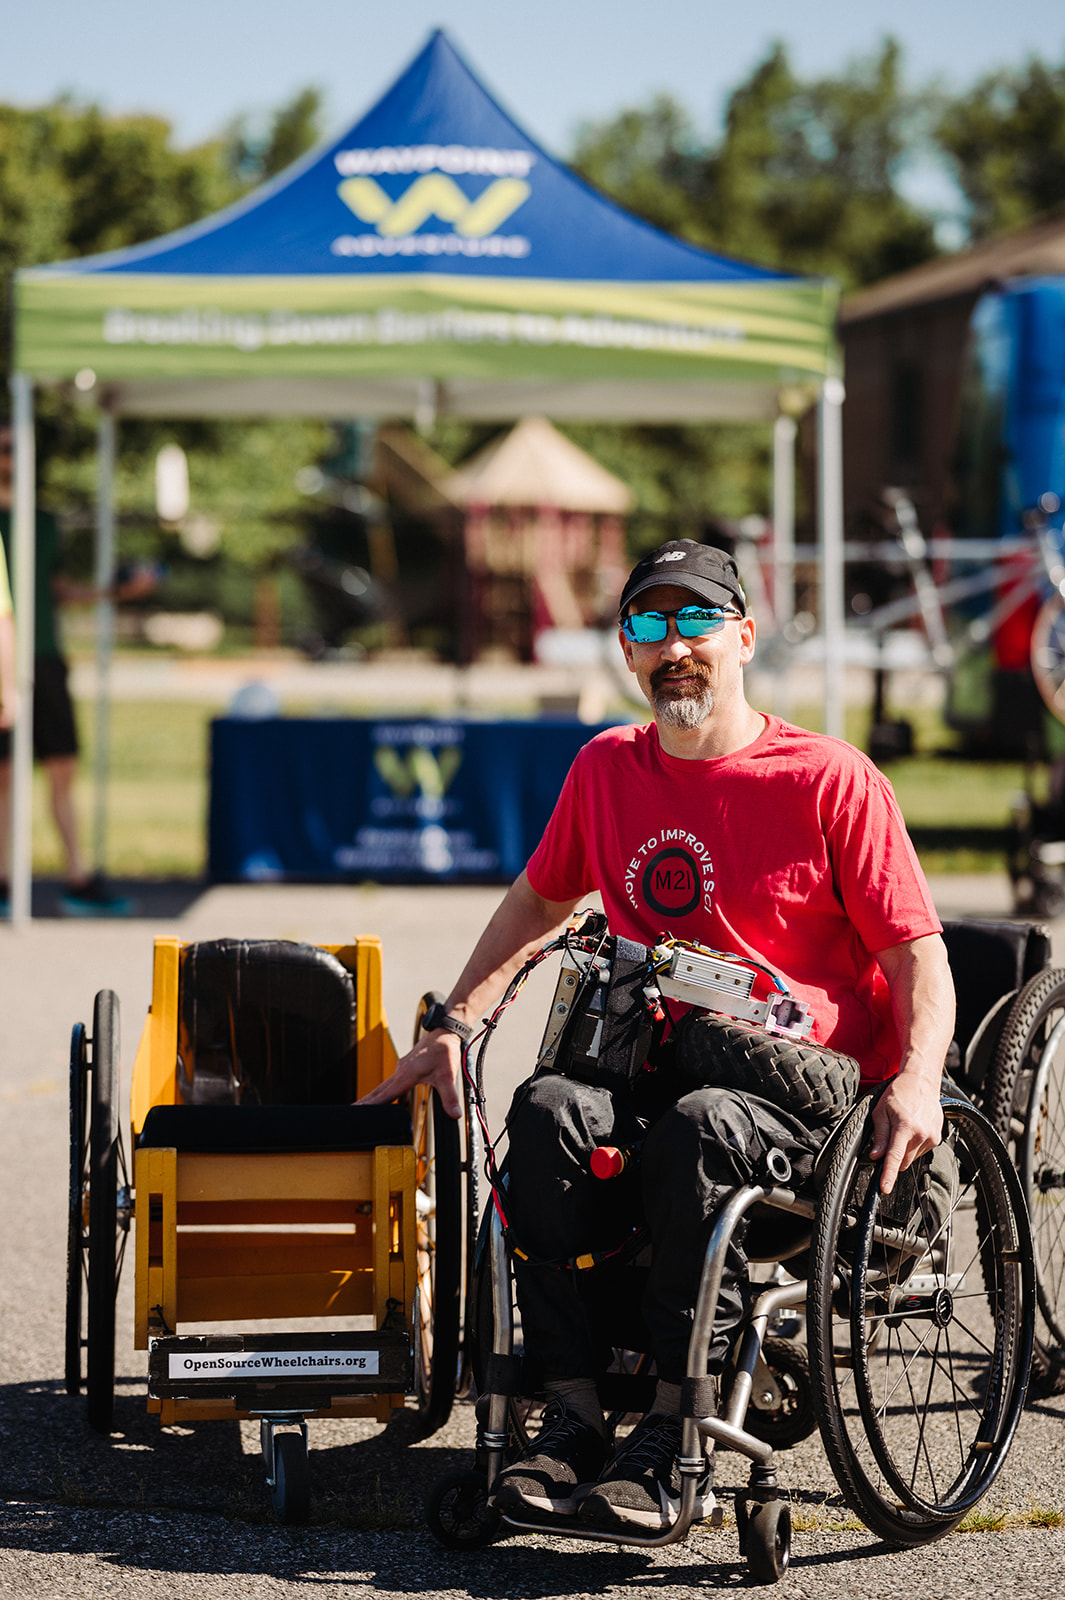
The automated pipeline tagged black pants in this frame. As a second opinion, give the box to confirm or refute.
[506,1071,832,1382]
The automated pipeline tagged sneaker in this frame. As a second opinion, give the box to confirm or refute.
[578,1411,717,1532]
[60,873,132,918]
[489,1397,609,1519]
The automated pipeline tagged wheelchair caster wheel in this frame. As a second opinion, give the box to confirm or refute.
[745,1498,791,1583]
[426,1468,501,1549]
[270,1433,311,1525]
[734,1494,749,1555]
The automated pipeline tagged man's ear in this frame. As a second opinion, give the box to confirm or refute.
[738,614,756,665]
[618,626,637,673]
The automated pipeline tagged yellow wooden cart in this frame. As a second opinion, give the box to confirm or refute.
[65,935,461,1522]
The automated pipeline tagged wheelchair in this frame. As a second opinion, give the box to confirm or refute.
[425,915,1038,1582]
[65,935,464,1523]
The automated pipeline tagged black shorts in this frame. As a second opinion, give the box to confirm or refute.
[0,654,79,762]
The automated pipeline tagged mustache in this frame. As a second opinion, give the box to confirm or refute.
[650,660,712,693]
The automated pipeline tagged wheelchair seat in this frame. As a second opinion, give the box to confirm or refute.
[138,1102,412,1152]
[176,938,357,1106]
[941,919,1051,1091]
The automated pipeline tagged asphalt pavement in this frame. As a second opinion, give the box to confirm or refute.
[2,875,1064,1599]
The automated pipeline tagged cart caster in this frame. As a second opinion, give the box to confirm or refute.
[426,1468,501,1549]
[262,1417,311,1525]
[745,1497,791,1583]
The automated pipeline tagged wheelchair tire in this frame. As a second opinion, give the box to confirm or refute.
[745,1497,791,1583]
[411,1002,463,1437]
[270,1432,311,1525]
[808,1096,1034,1544]
[86,990,120,1435]
[426,1467,501,1549]
[985,966,1065,1350]
[675,1014,858,1123]
[740,1338,816,1450]
[65,1022,89,1396]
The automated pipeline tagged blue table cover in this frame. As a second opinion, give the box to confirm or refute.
[208,716,618,884]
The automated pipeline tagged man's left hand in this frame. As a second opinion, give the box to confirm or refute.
[868,1071,943,1195]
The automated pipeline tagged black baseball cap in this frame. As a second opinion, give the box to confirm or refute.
[619,539,747,616]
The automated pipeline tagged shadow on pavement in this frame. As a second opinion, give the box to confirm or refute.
[27,879,209,920]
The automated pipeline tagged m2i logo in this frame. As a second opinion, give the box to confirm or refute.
[624,829,716,919]
[331,144,533,259]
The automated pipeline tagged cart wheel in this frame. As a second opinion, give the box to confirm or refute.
[65,1021,89,1395]
[411,994,463,1437]
[738,1337,817,1450]
[270,1432,311,1525]
[745,1498,791,1583]
[87,990,121,1434]
[426,1468,501,1549]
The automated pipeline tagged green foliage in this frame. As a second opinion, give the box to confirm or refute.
[573,38,938,290]
[937,55,1065,239]
[0,88,328,594]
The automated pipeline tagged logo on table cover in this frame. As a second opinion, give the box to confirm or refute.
[625,829,716,919]
[331,145,533,259]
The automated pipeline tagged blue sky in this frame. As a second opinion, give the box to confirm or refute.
[4,0,1064,229]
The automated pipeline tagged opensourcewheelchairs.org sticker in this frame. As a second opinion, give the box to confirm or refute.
[169,1348,380,1380]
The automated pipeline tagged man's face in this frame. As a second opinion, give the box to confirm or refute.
[618,581,755,728]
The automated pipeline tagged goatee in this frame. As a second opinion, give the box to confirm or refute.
[651,663,714,728]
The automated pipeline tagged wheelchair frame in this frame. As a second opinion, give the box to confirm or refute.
[427,921,1039,1583]
[65,936,463,1524]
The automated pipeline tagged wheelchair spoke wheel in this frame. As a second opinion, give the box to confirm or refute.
[986,967,1065,1348]
[412,1074,462,1436]
[808,1097,1034,1544]
[65,1022,89,1396]
[87,990,123,1435]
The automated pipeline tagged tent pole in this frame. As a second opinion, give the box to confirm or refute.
[817,378,845,739]
[92,408,116,874]
[771,413,796,628]
[9,374,36,926]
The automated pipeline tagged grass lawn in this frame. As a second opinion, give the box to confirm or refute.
[24,695,1031,880]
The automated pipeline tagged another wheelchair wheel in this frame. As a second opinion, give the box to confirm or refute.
[411,994,463,1436]
[808,1096,1034,1544]
[986,966,1065,1349]
[270,1432,311,1525]
[425,1467,501,1549]
[87,990,122,1434]
[741,1338,816,1450]
[65,1022,89,1396]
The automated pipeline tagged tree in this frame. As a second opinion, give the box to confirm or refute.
[937,56,1065,240]
[571,39,938,290]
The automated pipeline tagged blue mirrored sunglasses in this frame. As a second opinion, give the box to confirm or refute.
[621,605,743,644]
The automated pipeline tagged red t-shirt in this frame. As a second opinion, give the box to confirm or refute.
[525,716,941,1085]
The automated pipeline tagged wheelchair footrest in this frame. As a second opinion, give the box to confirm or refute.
[149,1331,412,1403]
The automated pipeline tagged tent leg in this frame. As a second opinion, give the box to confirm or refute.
[8,375,36,926]
[772,414,796,629]
[93,409,116,874]
[772,414,797,719]
[817,378,846,740]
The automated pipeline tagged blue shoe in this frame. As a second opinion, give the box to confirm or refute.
[60,874,133,918]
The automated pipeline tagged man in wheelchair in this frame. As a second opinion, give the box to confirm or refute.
[364,537,954,1534]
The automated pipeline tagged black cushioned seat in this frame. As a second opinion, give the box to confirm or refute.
[138,1103,412,1153]
[941,919,1050,1059]
[177,938,357,1106]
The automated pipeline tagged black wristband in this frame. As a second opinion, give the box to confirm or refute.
[421,1001,474,1042]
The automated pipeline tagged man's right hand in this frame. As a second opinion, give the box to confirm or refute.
[357,1029,464,1119]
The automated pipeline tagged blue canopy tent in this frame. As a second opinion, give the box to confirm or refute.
[8,29,842,920]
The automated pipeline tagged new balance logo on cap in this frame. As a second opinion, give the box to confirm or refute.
[656,551,686,563]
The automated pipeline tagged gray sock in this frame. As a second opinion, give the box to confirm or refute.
[544,1376,606,1436]
[652,1379,682,1416]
